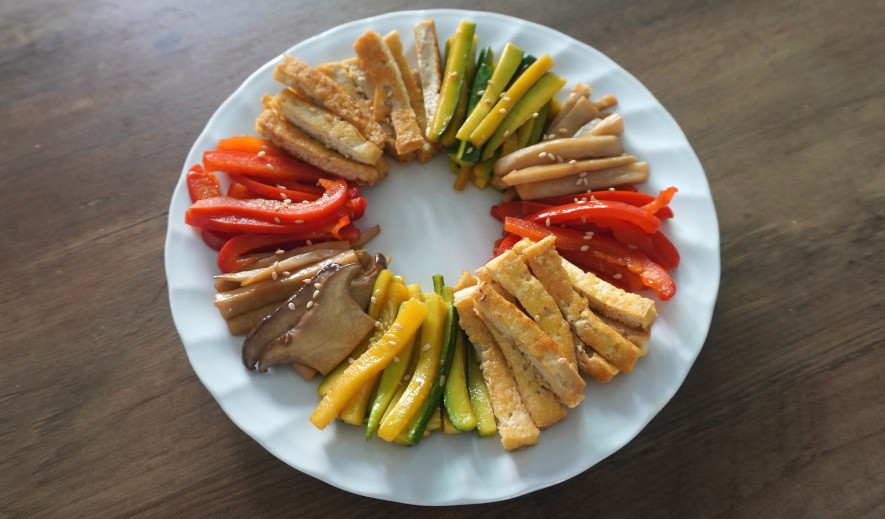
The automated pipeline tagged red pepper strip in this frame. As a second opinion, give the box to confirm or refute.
[575,217,680,270]
[526,200,661,235]
[345,197,368,220]
[333,221,361,243]
[494,233,522,256]
[228,173,321,202]
[203,150,331,184]
[536,191,674,219]
[559,250,646,292]
[185,211,350,234]
[200,229,237,251]
[490,201,552,222]
[642,186,678,216]
[186,164,222,203]
[186,178,348,225]
[347,182,362,199]
[217,232,340,273]
[226,182,257,199]
[216,136,284,156]
[503,217,676,300]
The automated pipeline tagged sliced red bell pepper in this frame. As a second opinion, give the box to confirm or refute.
[226,182,257,199]
[203,150,330,184]
[185,212,349,235]
[490,201,552,222]
[642,187,678,216]
[186,178,349,225]
[345,196,368,220]
[227,173,321,202]
[536,190,674,219]
[525,200,661,234]
[186,164,221,203]
[503,217,675,300]
[217,232,338,273]
[200,229,237,251]
[577,217,680,269]
[493,233,522,256]
[559,250,646,292]
[216,136,284,156]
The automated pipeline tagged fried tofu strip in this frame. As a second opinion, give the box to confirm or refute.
[383,30,436,163]
[272,89,383,165]
[255,107,387,185]
[575,338,620,383]
[315,61,366,103]
[560,255,657,331]
[600,315,651,355]
[473,282,585,408]
[274,55,389,149]
[353,31,427,156]
[413,19,443,135]
[454,289,539,451]
[476,310,567,428]
[480,250,576,366]
[520,237,642,373]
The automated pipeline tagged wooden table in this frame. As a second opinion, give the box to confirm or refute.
[3,1,882,516]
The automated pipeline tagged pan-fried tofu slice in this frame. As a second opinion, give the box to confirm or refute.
[574,336,620,383]
[452,270,479,292]
[255,108,387,185]
[476,310,567,428]
[519,237,642,373]
[273,55,389,149]
[480,250,576,366]
[600,315,651,355]
[315,62,366,102]
[454,289,539,451]
[560,256,657,331]
[353,31,427,157]
[473,282,585,408]
[413,19,443,135]
[272,89,383,165]
[382,30,437,163]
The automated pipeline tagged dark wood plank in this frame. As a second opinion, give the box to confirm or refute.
[1,0,882,517]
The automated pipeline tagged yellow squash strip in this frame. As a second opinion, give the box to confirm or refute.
[377,295,447,441]
[467,54,555,147]
[310,298,428,429]
[427,21,476,142]
[456,42,523,141]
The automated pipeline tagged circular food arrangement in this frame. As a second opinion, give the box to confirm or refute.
[165,10,719,505]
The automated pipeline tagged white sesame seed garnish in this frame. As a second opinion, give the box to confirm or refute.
[306,301,314,309]
[288,302,296,310]
[484,99,493,105]
[499,108,507,114]
[375,321,382,328]
[466,147,474,153]
[280,192,288,200]
[303,278,311,284]
[449,71,458,77]
[556,155,564,163]
[283,199,292,205]
[533,315,540,321]
[539,152,547,158]
[422,343,431,352]
[312,290,320,299]
[579,172,588,178]
[613,273,623,279]
[275,249,285,255]
[499,91,506,98]
[274,217,281,223]
[393,356,400,362]
[439,375,446,386]
[557,128,568,135]
[502,96,511,102]
[348,357,355,364]
[282,271,290,276]
[271,271,278,280]
[477,89,485,96]
[569,159,577,165]
[314,283,322,289]
[503,130,510,137]
[388,339,397,346]
[580,245,590,251]
[404,374,411,381]
[277,184,286,189]
[558,357,568,364]
[266,163,274,170]
[306,240,312,245]
[531,112,539,118]
[628,244,638,249]
[257,150,266,157]
[392,323,403,331]
[370,296,377,304]
[295,219,304,224]
[608,187,616,191]
[545,217,551,227]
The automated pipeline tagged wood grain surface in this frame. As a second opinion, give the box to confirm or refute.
[2,0,883,517]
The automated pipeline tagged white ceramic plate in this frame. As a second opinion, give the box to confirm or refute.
[165,9,719,505]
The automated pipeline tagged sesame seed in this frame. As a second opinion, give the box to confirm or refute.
[274,217,281,223]
[370,296,377,304]
[348,357,355,364]
[388,340,397,346]
[303,278,311,284]
[280,192,288,200]
[499,91,506,98]
[288,302,296,310]
[539,152,547,158]
[439,375,446,386]
[306,240,313,245]
[569,159,577,165]
[557,128,568,134]
[557,155,564,163]
[627,244,638,249]
[283,199,292,205]
[534,314,540,321]
[375,321,382,328]
[392,323,403,331]
[579,172,588,178]
[314,283,322,289]
[275,249,285,255]
[277,184,286,189]
[449,71,458,77]
[608,187,615,191]
[306,301,314,309]
[466,146,474,153]
[484,99,493,105]
[312,290,320,299]
[404,374,411,381]
[295,219,304,224]
[257,150,266,157]
[266,163,274,170]
[422,343,431,352]
[502,96,511,102]
[580,245,590,252]
[282,271,290,276]
[503,130,510,137]
[477,89,485,96]
[613,273,623,279]
[545,217,551,227]
[576,198,587,205]
[531,112,539,118]
[271,271,278,280]
[558,357,568,364]
[393,356,400,362]
[499,108,507,114]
